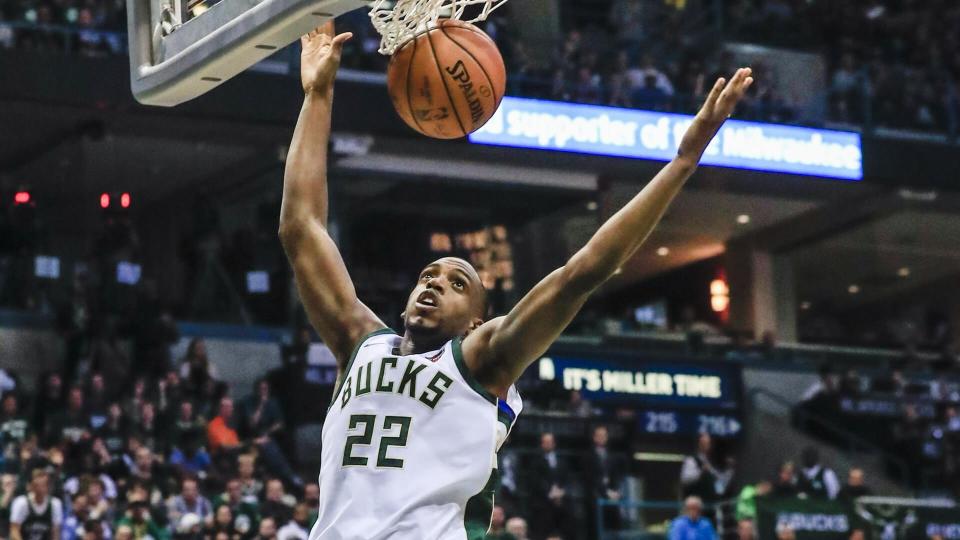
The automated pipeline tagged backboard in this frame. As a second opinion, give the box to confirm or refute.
[126,0,366,106]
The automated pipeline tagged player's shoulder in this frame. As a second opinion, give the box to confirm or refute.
[350,327,399,356]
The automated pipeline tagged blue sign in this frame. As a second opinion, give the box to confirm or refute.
[470,97,863,180]
[536,356,741,410]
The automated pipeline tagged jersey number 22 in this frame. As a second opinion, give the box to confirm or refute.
[342,414,412,469]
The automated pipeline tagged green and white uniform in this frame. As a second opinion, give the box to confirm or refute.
[310,329,522,540]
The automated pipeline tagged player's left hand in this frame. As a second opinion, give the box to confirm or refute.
[300,22,353,95]
[696,67,754,126]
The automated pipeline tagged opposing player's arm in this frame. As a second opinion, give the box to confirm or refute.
[279,24,385,364]
[464,69,754,396]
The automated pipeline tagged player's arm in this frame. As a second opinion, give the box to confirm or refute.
[278,23,385,364]
[464,69,754,395]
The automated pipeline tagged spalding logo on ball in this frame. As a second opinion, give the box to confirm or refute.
[387,19,507,140]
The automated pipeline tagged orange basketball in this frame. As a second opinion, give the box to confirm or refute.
[387,20,507,140]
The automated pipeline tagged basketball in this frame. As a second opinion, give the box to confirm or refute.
[386,20,507,139]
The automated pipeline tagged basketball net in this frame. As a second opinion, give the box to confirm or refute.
[368,0,509,55]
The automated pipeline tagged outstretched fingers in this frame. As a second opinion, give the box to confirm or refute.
[301,28,352,52]
[720,68,753,102]
[301,22,335,45]
[704,76,727,109]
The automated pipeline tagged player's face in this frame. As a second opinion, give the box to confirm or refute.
[403,258,484,339]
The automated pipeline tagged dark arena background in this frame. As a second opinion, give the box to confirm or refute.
[2,0,960,539]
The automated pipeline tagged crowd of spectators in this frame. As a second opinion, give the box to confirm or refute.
[2,0,958,133]
[0,303,951,540]
[725,0,960,133]
[488,424,625,540]
[671,436,878,540]
[492,2,797,124]
[0,0,125,55]
[0,337,319,540]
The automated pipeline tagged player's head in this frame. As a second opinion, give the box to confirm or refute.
[402,257,488,340]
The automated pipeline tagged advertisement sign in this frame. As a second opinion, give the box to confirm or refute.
[536,356,741,409]
[757,497,858,540]
[470,97,863,180]
[756,497,960,540]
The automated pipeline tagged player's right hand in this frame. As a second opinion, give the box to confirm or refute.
[300,22,353,95]
[695,67,754,126]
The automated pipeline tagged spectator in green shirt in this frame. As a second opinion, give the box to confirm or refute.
[736,481,772,522]
[211,479,259,537]
[302,484,319,527]
[115,484,168,540]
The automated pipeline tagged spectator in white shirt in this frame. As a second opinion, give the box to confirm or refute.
[10,469,63,540]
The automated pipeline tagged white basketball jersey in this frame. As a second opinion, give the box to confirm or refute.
[310,329,522,540]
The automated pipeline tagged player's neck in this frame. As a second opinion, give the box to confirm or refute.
[398,331,451,356]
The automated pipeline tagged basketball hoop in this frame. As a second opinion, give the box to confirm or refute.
[368,0,509,55]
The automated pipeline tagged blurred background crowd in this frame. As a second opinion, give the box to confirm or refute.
[1,0,959,133]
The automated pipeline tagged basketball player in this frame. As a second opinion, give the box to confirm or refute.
[281,23,753,540]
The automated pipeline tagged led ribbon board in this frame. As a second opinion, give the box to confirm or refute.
[470,97,863,180]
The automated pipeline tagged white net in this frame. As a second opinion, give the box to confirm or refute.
[368,0,509,55]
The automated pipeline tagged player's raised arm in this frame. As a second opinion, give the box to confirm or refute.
[279,23,385,365]
[463,69,754,395]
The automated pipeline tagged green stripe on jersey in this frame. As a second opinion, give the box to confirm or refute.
[330,328,396,407]
[464,468,499,540]
[452,337,497,405]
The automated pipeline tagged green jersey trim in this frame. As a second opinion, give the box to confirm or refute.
[330,328,396,407]
[464,468,499,540]
[452,337,497,406]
